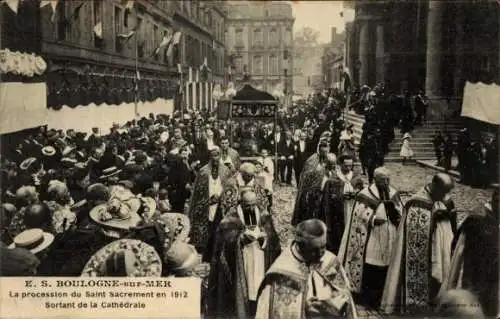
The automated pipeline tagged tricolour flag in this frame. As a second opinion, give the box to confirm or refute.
[93,21,103,39]
[123,0,134,10]
[166,31,181,65]
[154,34,172,56]
[3,0,19,14]
[40,0,58,21]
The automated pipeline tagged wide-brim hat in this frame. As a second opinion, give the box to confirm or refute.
[19,157,38,171]
[403,132,412,139]
[61,157,78,168]
[62,146,76,156]
[89,202,142,231]
[9,228,54,254]
[99,166,122,180]
[81,239,162,277]
[41,146,56,156]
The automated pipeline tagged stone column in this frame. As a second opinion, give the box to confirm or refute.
[375,23,385,84]
[425,1,444,98]
[358,20,370,86]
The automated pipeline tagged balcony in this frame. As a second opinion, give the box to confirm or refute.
[234,42,245,49]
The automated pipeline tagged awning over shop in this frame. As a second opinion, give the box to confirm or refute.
[461,81,500,125]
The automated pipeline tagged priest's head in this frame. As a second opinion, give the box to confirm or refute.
[374,167,391,189]
[338,155,354,174]
[240,163,256,184]
[430,173,454,202]
[240,190,257,213]
[294,219,327,264]
[209,146,221,163]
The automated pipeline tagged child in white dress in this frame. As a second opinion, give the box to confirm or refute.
[400,132,414,165]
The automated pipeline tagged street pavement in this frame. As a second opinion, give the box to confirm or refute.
[272,162,494,247]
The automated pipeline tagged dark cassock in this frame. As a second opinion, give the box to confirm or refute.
[338,167,403,309]
[381,173,456,315]
[187,147,231,254]
[206,190,281,318]
[293,132,310,185]
[255,219,364,319]
[438,189,499,317]
[293,154,345,253]
[292,137,331,226]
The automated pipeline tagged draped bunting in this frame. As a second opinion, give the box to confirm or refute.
[46,70,177,110]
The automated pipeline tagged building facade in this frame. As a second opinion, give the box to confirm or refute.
[0,0,227,134]
[345,0,499,119]
[225,1,294,97]
[321,27,345,91]
[293,44,326,96]
[168,0,227,111]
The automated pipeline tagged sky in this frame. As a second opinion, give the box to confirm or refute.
[290,1,345,44]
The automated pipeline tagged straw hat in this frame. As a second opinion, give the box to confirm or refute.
[41,146,56,156]
[157,213,191,243]
[19,157,38,171]
[81,239,162,277]
[99,166,122,181]
[9,228,54,254]
[403,132,412,140]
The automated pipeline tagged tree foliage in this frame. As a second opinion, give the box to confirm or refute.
[293,27,320,58]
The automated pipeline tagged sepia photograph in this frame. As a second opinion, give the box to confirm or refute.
[0,0,498,318]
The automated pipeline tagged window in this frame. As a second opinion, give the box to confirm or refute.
[137,17,144,57]
[235,28,244,47]
[114,6,122,52]
[57,1,66,41]
[235,56,243,72]
[269,28,277,46]
[253,28,262,46]
[284,28,292,46]
[253,56,262,74]
[269,55,278,74]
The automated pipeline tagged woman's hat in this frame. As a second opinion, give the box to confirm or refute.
[81,239,162,277]
[19,157,38,171]
[62,146,76,157]
[8,228,54,254]
[41,146,56,156]
[165,242,200,272]
[403,132,412,139]
[99,166,122,181]
[61,157,78,167]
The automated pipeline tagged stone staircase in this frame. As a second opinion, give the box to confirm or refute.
[344,111,462,162]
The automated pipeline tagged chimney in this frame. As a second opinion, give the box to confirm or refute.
[331,27,337,44]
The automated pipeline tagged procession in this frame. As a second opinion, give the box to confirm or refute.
[1,1,499,318]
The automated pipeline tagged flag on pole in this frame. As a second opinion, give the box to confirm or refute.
[70,1,86,21]
[123,0,134,10]
[93,21,103,39]
[40,0,58,21]
[3,0,19,14]
[342,67,351,94]
[154,34,172,56]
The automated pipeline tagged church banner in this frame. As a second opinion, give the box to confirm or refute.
[461,81,500,125]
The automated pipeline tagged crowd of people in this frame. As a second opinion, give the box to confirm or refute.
[0,88,498,318]
[433,128,498,187]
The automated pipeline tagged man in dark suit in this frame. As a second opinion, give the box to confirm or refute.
[293,130,309,185]
[278,129,294,185]
[168,146,195,212]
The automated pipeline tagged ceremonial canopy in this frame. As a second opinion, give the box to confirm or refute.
[231,84,277,119]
